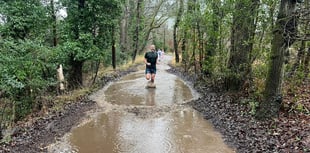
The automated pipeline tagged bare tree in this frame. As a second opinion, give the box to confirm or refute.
[138,0,170,54]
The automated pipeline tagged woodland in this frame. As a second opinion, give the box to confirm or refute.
[0,0,309,152]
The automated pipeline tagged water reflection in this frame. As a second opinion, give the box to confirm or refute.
[146,88,156,105]
[69,109,234,153]
[102,70,194,106]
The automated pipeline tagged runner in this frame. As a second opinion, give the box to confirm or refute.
[144,44,158,88]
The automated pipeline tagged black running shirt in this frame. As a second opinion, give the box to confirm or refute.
[144,51,158,68]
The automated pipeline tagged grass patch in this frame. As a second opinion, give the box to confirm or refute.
[52,87,93,111]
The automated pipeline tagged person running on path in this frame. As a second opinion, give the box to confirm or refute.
[144,44,158,86]
[157,48,162,61]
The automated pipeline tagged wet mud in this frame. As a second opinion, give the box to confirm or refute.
[48,56,235,153]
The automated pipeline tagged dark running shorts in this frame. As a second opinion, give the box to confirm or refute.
[145,67,156,74]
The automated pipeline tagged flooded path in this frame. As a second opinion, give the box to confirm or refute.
[48,56,235,153]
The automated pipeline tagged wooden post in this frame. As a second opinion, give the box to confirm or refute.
[57,64,65,94]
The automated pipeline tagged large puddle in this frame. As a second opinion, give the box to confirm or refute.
[48,56,235,153]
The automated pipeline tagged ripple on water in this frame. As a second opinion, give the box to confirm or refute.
[115,134,175,153]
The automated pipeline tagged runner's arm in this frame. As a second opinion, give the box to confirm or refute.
[144,58,151,65]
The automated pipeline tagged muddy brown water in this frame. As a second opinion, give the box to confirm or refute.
[48,56,235,153]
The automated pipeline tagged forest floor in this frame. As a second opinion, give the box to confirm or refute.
[0,60,309,153]
[168,66,310,153]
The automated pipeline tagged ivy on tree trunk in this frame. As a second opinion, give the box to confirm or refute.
[258,0,298,119]
[226,0,259,91]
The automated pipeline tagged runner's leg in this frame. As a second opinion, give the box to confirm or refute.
[150,68,156,83]
[145,68,151,80]
[151,74,155,83]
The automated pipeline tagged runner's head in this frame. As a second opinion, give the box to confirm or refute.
[150,45,155,51]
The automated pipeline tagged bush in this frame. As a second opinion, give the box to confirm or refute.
[0,39,57,125]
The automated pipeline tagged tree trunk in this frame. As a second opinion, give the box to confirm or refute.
[51,0,57,47]
[226,0,259,91]
[197,23,203,73]
[112,25,116,70]
[305,47,310,75]
[67,0,85,89]
[173,0,184,63]
[181,30,188,72]
[258,0,298,119]
[132,0,142,63]
[192,28,197,74]
[91,60,100,85]
[290,40,305,76]
[303,0,310,75]
[290,0,309,76]
[204,0,220,76]
[68,55,84,88]
[182,0,197,72]
[120,0,129,53]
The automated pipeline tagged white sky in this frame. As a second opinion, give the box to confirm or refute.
[57,7,67,19]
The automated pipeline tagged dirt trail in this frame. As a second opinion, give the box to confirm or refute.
[47,55,235,153]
